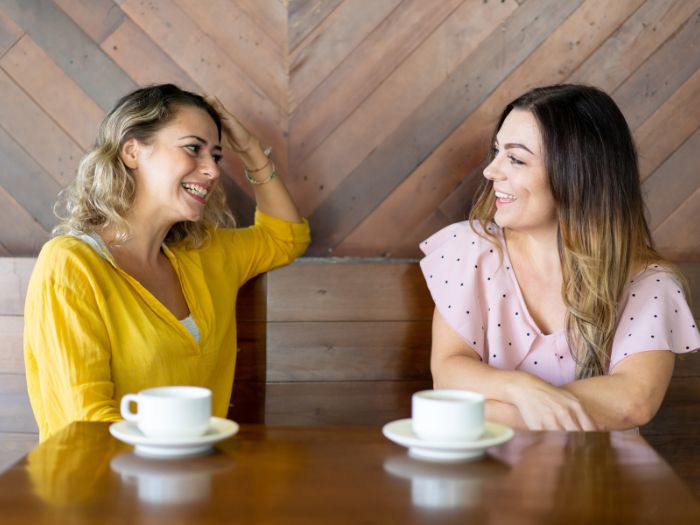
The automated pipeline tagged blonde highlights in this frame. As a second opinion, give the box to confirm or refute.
[54,84,235,247]
[470,84,684,379]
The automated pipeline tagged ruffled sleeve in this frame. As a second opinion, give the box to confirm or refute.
[609,266,700,371]
[419,222,488,359]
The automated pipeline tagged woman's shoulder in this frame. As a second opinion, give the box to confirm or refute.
[33,235,108,285]
[419,220,501,256]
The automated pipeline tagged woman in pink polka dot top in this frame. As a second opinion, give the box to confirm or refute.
[421,84,700,431]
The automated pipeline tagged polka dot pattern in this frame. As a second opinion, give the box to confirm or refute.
[420,220,700,386]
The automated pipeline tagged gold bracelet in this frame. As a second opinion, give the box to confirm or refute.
[245,157,271,173]
[245,162,276,185]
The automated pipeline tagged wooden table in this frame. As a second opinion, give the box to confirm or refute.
[0,422,698,524]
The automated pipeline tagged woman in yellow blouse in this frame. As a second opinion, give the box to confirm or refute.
[24,84,310,440]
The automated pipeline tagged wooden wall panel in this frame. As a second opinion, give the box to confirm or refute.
[0,0,697,258]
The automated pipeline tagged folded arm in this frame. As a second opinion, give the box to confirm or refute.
[431,308,673,431]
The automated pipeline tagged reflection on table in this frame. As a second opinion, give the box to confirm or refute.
[0,422,697,525]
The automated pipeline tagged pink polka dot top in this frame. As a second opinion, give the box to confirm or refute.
[420,221,700,386]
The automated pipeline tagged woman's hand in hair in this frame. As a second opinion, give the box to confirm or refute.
[503,373,598,431]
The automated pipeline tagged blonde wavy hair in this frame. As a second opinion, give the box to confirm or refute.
[54,84,235,247]
[469,84,686,379]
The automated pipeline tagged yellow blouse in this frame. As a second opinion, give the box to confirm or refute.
[24,210,310,440]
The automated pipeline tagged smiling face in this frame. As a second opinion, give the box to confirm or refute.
[120,104,222,226]
[483,109,557,235]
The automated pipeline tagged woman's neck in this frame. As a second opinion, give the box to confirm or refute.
[504,225,560,276]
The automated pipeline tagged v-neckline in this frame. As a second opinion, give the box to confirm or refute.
[73,232,199,342]
[498,228,566,339]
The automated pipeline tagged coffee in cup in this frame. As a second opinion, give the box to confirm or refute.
[120,386,212,439]
[412,390,485,442]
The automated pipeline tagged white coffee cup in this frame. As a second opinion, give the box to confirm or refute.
[412,390,485,442]
[120,386,212,438]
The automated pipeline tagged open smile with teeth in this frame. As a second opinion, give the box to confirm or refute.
[182,182,209,199]
[495,190,517,201]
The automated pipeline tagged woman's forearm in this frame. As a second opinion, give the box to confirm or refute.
[561,350,675,431]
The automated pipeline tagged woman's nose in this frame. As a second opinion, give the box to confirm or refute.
[200,157,220,180]
[483,156,504,181]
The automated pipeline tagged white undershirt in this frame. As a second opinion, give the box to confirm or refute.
[70,231,202,343]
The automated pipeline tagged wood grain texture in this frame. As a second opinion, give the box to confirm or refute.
[336,0,642,256]
[644,131,700,232]
[306,0,582,254]
[266,261,433,322]
[0,64,83,185]
[264,380,431,426]
[0,188,47,257]
[0,432,36,473]
[0,374,38,433]
[0,0,698,259]
[0,257,35,316]
[0,316,23,374]
[1,35,104,150]
[0,0,136,111]
[266,320,431,381]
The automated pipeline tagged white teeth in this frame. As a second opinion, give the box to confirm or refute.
[182,183,208,198]
[495,191,516,200]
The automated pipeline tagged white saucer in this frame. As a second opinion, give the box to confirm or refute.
[109,417,239,458]
[382,419,513,461]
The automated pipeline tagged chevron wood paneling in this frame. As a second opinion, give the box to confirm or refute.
[0,0,698,258]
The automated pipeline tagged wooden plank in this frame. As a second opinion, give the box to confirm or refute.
[0,9,22,57]
[0,432,37,474]
[0,0,136,111]
[0,187,48,257]
[289,0,463,167]
[53,0,125,43]
[0,65,83,185]
[100,18,200,93]
[644,434,700,498]
[288,0,343,52]
[0,373,38,433]
[235,0,287,53]
[306,0,582,254]
[1,35,104,151]
[635,69,700,181]
[228,381,265,424]
[672,349,700,378]
[266,261,433,322]
[175,0,287,111]
[641,374,700,436]
[118,0,288,168]
[676,262,700,318]
[613,6,700,130]
[266,321,431,381]
[654,187,700,260]
[0,316,23,374]
[236,274,267,322]
[289,0,401,111]
[264,380,432,426]
[334,0,636,257]
[0,125,63,232]
[569,0,700,92]
[0,245,10,257]
[644,131,700,231]
[235,321,266,383]
[0,258,35,316]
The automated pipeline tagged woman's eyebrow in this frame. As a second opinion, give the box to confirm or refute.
[504,142,534,155]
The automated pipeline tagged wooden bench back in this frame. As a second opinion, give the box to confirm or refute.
[1,258,698,444]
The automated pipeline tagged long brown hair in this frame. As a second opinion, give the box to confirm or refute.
[470,84,680,379]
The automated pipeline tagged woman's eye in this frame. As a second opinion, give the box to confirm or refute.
[212,153,223,164]
[490,146,499,157]
[184,144,201,154]
[508,155,525,166]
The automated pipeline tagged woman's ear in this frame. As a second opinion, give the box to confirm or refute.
[120,138,140,170]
